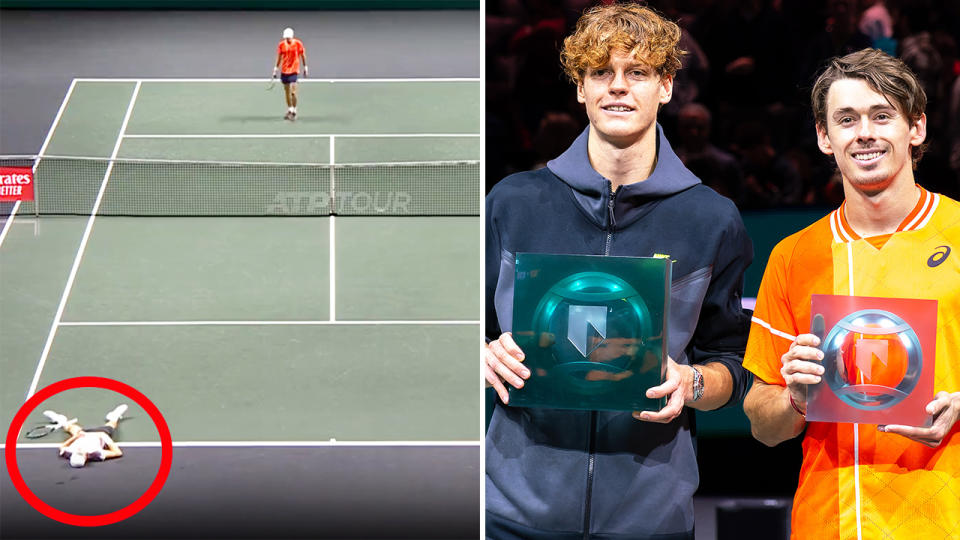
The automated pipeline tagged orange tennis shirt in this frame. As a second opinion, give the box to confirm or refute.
[277,38,305,74]
[744,186,960,539]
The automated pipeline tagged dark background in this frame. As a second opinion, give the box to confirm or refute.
[487,0,960,208]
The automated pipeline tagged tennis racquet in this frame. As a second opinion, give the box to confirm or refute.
[25,423,57,439]
[267,76,278,90]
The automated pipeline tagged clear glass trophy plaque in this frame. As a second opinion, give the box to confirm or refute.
[808,294,937,425]
[508,253,670,412]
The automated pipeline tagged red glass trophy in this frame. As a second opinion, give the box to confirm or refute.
[807,294,937,425]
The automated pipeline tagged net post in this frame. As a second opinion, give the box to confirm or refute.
[31,155,41,218]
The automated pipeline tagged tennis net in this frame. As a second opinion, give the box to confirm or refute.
[1,155,480,217]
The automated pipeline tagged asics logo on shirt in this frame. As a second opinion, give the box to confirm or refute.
[927,246,951,267]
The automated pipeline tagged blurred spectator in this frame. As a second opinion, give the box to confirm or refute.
[898,0,958,198]
[799,0,873,91]
[660,29,711,132]
[899,5,943,104]
[530,111,581,170]
[858,0,896,54]
[674,103,745,203]
[487,0,960,204]
[734,121,803,209]
[689,0,796,144]
[657,1,710,129]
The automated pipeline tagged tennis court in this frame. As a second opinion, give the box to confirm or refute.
[1,78,481,538]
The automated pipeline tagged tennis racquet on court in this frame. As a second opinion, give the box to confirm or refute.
[267,76,278,90]
[25,423,58,439]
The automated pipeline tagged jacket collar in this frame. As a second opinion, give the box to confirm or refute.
[546,124,701,228]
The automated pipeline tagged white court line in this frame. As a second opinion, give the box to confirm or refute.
[478,57,488,540]
[3,440,480,449]
[26,81,142,400]
[330,135,337,322]
[123,133,479,139]
[34,79,79,159]
[0,201,22,247]
[32,155,476,168]
[59,320,479,326]
[74,77,480,83]
[0,79,79,250]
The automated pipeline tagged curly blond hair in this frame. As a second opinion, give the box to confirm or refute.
[560,3,686,86]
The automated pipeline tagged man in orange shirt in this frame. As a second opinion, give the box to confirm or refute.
[273,27,308,121]
[743,48,960,539]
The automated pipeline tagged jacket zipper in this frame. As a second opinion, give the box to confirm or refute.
[584,184,617,538]
[583,411,598,539]
[604,185,617,256]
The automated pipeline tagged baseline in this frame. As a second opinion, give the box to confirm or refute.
[58,320,479,326]
[123,133,480,138]
[74,78,480,83]
[3,440,479,450]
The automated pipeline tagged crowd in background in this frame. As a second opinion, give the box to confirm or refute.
[487,0,960,209]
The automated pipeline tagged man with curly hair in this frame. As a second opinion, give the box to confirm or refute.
[484,3,753,538]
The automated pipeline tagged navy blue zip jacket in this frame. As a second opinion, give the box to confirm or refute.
[485,126,753,539]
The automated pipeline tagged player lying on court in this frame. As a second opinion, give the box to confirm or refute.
[273,27,308,121]
[43,404,128,468]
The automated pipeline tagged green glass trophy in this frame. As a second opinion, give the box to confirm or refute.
[508,253,670,412]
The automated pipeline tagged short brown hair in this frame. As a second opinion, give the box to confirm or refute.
[811,48,927,165]
[560,3,685,86]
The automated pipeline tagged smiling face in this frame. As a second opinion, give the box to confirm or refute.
[577,50,673,149]
[816,78,926,195]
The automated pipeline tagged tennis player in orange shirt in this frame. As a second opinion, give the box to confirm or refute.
[273,27,308,121]
[742,49,960,539]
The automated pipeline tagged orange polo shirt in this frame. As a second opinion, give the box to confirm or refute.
[277,38,304,74]
[744,186,960,539]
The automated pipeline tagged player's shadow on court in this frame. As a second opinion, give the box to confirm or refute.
[220,115,290,123]
[220,115,350,124]
[285,115,349,123]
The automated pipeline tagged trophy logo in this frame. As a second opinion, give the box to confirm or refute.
[510,253,670,411]
[821,309,923,410]
[567,305,608,357]
[531,272,653,393]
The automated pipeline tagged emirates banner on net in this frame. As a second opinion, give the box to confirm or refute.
[509,253,671,412]
[0,167,34,202]
[807,294,937,426]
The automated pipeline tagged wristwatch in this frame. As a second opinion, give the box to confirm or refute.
[691,366,704,402]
